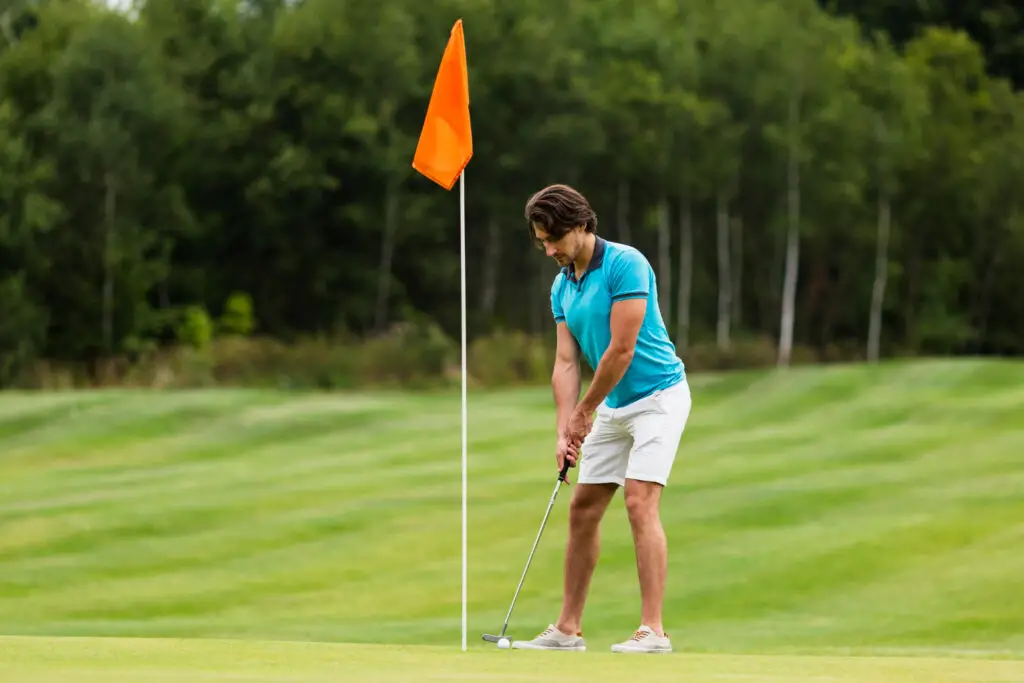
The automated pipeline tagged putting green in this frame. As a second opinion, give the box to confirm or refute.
[2,636,1024,683]
[1,359,1022,678]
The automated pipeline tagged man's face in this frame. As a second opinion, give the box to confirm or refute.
[533,224,583,267]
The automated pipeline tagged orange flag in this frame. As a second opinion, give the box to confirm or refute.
[412,19,473,190]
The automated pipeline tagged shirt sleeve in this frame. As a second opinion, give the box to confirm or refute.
[608,248,651,302]
[550,276,566,323]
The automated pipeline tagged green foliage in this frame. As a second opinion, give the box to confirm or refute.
[0,274,48,388]
[219,291,255,336]
[10,329,838,391]
[469,329,556,386]
[0,0,1020,386]
[177,305,213,349]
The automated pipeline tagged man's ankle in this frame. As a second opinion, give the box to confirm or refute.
[643,623,665,637]
[555,621,581,636]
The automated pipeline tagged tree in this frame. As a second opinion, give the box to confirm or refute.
[39,9,190,359]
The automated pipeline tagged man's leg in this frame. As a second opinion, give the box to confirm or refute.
[611,380,692,654]
[556,482,618,635]
[624,479,667,634]
[512,407,630,651]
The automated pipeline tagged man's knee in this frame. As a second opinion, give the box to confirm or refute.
[569,483,616,530]
[624,480,662,527]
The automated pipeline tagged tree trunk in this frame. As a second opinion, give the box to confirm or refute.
[0,10,17,46]
[373,178,400,332]
[778,79,801,368]
[159,239,171,310]
[716,188,731,351]
[479,217,501,320]
[617,178,631,243]
[974,236,1004,349]
[904,231,921,351]
[102,171,116,355]
[532,257,547,334]
[867,193,891,362]
[731,215,743,329]
[657,196,671,323]
[676,196,693,354]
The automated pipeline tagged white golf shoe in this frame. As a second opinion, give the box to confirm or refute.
[610,625,672,653]
[510,624,586,651]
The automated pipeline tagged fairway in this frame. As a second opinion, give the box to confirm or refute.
[1,359,1023,681]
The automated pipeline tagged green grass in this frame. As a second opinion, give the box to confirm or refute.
[2,636,1023,683]
[1,358,1023,681]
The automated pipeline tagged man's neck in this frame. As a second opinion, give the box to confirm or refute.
[573,234,596,277]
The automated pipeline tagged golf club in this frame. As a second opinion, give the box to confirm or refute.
[482,457,574,647]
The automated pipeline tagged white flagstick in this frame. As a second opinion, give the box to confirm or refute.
[459,170,468,652]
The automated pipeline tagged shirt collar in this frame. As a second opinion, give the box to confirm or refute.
[562,236,606,282]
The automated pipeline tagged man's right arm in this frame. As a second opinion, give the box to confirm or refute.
[553,321,581,442]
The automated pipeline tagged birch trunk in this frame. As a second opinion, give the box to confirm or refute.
[373,178,400,332]
[102,171,116,355]
[617,179,631,243]
[479,217,501,319]
[657,197,671,322]
[676,197,693,353]
[731,215,743,328]
[867,194,891,362]
[778,78,802,368]
[716,189,731,351]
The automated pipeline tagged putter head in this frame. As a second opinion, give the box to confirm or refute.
[482,633,513,646]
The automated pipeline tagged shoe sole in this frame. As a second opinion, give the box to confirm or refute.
[511,644,587,651]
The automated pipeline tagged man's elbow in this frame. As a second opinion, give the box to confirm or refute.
[552,357,579,382]
[609,343,635,365]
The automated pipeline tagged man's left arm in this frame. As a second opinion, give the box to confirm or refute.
[576,298,646,414]
[566,250,650,443]
[565,296,643,446]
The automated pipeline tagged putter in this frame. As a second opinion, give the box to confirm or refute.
[482,457,574,646]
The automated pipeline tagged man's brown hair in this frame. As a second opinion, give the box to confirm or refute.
[524,184,598,241]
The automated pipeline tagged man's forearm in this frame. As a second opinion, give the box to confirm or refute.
[553,361,581,438]
[578,347,633,413]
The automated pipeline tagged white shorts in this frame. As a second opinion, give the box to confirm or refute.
[577,379,692,487]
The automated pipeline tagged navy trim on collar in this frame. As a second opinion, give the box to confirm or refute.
[562,236,606,282]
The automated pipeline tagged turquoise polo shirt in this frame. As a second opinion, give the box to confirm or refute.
[551,237,685,409]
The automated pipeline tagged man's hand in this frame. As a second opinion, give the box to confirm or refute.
[564,404,593,452]
[556,435,579,483]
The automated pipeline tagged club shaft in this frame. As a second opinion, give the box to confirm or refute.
[500,477,565,634]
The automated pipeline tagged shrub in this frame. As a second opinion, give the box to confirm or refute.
[359,319,458,388]
[469,329,554,386]
[219,292,255,336]
[683,335,820,372]
[177,305,214,349]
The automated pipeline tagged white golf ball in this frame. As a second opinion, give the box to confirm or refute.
[497,638,510,649]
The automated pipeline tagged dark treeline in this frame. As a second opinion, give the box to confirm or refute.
[1,0,1022,387]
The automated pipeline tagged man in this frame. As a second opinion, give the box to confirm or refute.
[511,183,692,654]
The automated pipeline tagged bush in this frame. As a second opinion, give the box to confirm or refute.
[469,329,554,386]
[219,292,255,336]
[177,305,214,349]
[359,319,457,387]
[7,319,868,390]
[683,335,820,372]
[152,319,460,390]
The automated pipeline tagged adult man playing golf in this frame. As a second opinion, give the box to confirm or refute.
[512,184,692,654]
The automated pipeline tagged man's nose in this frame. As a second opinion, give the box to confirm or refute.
[545,243,557,257]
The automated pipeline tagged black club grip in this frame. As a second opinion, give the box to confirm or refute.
[558,457,573,482]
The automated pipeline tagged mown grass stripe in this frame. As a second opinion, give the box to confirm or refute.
[0,359,1021,658]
